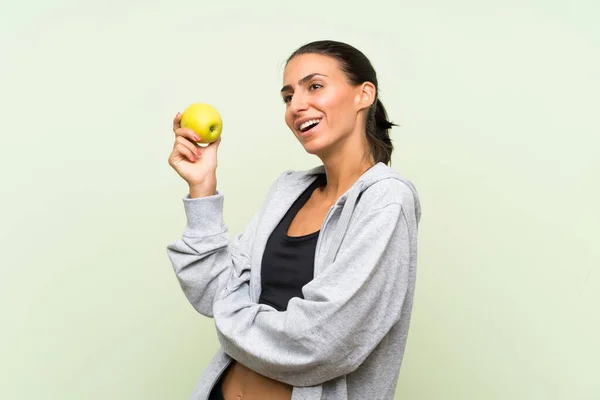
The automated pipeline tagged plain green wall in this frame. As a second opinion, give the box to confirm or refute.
[1,0,598,399]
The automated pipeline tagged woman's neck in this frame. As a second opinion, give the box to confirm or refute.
[319,151,374,204]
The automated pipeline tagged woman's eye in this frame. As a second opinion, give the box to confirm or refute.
[282,95,292,104]
[309,83,323,91]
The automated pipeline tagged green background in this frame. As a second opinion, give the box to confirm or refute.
[1,0,598,398]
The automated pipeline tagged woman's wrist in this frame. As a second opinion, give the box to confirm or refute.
[188,177,217,198]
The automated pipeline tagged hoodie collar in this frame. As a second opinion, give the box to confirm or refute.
[290,162,421,223]
[296,162,393,203]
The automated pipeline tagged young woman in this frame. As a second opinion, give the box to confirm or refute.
[166,40,421,400]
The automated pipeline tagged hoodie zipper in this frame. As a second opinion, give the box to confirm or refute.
[204,358,232,400]
[314,204,337,274]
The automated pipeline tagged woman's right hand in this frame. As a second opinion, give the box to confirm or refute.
[168,112,221,194]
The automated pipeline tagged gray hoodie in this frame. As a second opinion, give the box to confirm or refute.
[166,162,421,400]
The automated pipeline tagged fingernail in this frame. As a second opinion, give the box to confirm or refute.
[193,134,201,141]
[196,148,201,156]
[176,112,181,117]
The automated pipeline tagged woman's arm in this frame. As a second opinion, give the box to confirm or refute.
[165,174,284,318]
[213,193,418,386]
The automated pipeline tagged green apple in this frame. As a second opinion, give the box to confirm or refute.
[180,103,223,144]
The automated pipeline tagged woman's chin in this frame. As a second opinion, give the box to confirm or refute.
[300,140,328,157]
[296,130,331,157]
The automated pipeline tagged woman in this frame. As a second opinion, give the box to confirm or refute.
[166,40,421,400]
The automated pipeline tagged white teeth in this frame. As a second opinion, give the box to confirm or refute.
[299,119,322,131]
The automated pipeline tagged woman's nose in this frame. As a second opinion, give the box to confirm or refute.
[290,93,309,114]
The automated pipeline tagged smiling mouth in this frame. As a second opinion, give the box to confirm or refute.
[299,119,322,133]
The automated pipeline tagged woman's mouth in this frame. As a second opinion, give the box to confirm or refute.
[298,119,322,136]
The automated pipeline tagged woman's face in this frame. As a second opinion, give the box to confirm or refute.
[281,53,371,157]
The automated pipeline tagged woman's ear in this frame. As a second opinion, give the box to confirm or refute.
[356,82,376,111]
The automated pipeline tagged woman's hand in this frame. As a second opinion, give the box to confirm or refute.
[168,112,221,196]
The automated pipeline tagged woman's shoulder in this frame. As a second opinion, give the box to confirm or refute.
[356,164,421,223]
[276,164,325,180]
[268,165,326,191]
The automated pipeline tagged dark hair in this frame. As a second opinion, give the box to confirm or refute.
[286,40,397,165]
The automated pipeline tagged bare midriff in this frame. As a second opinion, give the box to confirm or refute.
[220,361,292,400]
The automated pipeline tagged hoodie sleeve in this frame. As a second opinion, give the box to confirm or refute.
[165,174,284,318]
[212,199,417,387]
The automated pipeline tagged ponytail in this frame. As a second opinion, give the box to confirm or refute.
[366,98,396,165]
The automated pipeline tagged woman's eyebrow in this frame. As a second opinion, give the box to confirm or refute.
[280,73,328,93]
